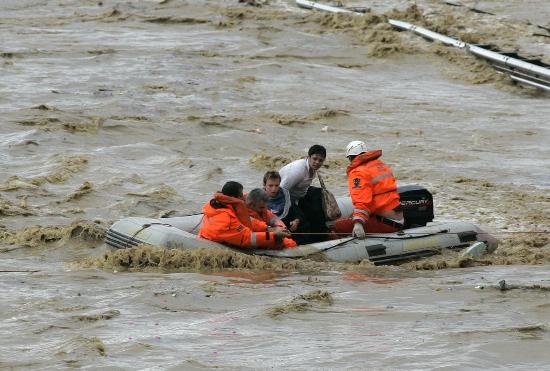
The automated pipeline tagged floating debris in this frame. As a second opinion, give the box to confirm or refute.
[266,289,334,317]
[71,309,120,322]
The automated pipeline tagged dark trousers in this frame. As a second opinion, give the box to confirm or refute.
[294,186,328,244]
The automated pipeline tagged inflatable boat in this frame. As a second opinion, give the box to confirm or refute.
[105,185,498,264]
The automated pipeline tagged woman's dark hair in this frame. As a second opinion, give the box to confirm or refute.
[263,170,281,186]
[221,181,243,198]
[308,144,326,158]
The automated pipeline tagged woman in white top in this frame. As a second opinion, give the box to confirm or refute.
[278,145,327,243]
[279,144,326,202]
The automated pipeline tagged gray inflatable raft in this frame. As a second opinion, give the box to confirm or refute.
[105,197,498,264]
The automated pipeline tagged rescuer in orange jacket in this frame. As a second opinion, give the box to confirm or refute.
[198,181,291,248]
[246,188,297,248]
[343,141,404,238]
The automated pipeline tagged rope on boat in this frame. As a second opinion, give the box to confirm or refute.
[189,216,204,234]
[289,231,550,235]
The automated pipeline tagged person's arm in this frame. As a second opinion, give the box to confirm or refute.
[250,217,268,232]
[231,214,291,248]
[220,223,277,248]
[201,210,288,248]
[348,169,374,227]
[282,237,297,248]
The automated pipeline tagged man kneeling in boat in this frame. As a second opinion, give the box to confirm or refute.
[336,141,404,239]
[198,181,293,249]
[246,188,297,248]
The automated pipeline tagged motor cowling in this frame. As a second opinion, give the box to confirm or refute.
[398,184,434,228]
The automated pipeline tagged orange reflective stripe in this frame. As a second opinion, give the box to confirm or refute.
[370,173,393,184]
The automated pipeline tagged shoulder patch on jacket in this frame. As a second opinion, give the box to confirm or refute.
[353,178,361,189]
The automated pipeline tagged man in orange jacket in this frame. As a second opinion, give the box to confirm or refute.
[344,141,404,238]
[198,181,292,248]
[246,188,297,248]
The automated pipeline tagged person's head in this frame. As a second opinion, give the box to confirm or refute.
[221,181,244,199]
[263,171,281,198]
[307,144,326,171]
[246,188,269,214]
[345,140,368,162]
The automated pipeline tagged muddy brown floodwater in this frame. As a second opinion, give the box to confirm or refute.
[1,0,549,369]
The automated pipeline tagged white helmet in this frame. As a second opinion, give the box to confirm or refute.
[345,140,368,157]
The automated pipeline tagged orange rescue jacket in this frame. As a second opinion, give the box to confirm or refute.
[248,208,286,228]
[346,150,400,227]
[198,194,280,249]
[248,208,297,248]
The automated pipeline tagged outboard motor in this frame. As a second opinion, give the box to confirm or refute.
[398,184,434,228]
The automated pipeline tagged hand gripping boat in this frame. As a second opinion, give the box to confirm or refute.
[105,185,498,264]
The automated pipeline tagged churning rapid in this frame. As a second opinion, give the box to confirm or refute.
[1,0,549,368]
